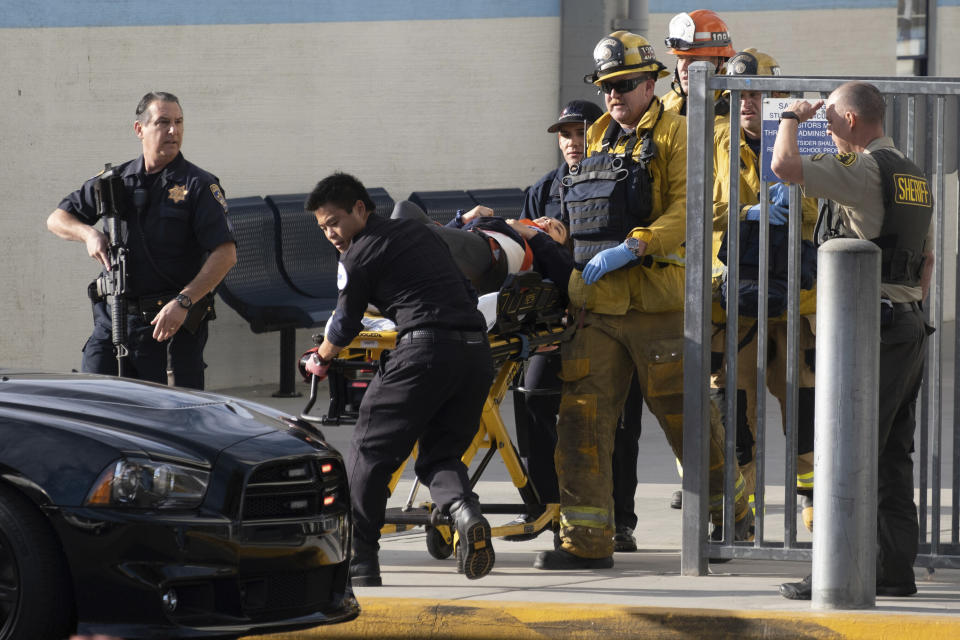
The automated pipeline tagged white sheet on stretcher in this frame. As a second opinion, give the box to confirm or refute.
[324,292,501,338]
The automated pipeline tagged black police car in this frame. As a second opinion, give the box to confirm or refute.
[0,369,359,639]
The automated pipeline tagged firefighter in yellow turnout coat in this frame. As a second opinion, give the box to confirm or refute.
[534,31,751,570]
[712,50,818,528]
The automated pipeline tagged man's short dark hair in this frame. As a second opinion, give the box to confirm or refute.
[837,81,886,127]
[306,172,376,214]
[136,91,181,123]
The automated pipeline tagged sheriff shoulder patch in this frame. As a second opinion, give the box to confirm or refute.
[168,184,189,203]
[337,262,348,290]
[835,152,857,167]
[210,184,228,212]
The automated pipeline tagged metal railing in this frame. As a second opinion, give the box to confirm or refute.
[682,64,960,578]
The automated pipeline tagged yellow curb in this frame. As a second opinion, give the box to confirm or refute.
[263,597,960,640]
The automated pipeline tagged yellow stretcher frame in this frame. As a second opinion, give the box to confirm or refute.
[299,272,573,560]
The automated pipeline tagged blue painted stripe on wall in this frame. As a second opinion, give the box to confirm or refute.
[5,0,953,28]
[0,0,560,28]
[649,0,897,10]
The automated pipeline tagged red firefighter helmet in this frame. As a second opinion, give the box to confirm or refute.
[664,10,736,59]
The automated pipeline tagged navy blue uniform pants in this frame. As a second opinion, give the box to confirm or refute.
[347,333,495,550]
[876,305,928,587]
[515,352,643,528]
[82,301,208,390]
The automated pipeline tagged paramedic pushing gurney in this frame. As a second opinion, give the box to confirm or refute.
[302,172,496,587]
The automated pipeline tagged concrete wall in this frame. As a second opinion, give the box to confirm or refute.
[2,6,562,389]
[3,1,958,390]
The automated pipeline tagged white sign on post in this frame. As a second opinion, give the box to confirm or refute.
[760,98,838,182]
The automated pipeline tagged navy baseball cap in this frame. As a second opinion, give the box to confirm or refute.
[547,99,604,132]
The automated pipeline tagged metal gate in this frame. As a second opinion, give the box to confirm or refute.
[682,64,960,576]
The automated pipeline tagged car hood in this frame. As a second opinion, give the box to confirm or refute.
[0,370,300,465]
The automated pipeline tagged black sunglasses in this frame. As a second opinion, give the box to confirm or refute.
[599,77,644,95]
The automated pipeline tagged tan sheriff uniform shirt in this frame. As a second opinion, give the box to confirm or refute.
[800,136,933,303]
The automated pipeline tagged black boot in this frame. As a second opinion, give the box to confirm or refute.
[779,574,811,600]
[613,525,637,552]
[534,548,613,570]
[502,513,546,542]
[708,510,754,564]
[350,539,382,587]
[503,504,548,542]
[449,499,495,580]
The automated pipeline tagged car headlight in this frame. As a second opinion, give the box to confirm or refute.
[86,458,210,509]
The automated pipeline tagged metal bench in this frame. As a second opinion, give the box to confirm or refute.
[408,190,478,225]
[468,187,526,221]
[217,196,334,396]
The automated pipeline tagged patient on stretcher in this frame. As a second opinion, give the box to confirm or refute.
[391,201,574,297]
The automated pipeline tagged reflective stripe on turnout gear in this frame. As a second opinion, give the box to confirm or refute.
[560,506,612,530]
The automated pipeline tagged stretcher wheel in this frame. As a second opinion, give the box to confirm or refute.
[425,525,454,559]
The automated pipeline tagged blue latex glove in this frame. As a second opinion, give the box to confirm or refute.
[745,182,790,225]
[581,243,636,285]
[768,181,790,208]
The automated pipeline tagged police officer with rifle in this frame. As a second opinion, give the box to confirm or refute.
[47,91,236,390]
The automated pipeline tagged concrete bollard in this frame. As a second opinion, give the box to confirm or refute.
[812,238,880,609]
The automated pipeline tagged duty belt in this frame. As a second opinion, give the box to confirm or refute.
[397,328,486,345]
[881,299,920,313]
[135,293,175,318]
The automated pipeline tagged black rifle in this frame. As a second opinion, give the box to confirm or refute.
[93,164,130,376]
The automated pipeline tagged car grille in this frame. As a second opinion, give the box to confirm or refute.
[242,457,346,521]
[170,565,344,623]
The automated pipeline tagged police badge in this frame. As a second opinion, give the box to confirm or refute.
[168,184,189,203]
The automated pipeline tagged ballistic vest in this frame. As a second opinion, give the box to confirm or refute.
[816,148,932,287]
[561,106,661,268]
[871,149,933,286]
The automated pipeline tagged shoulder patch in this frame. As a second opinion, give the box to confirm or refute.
[337,262,348,291]
[210,184,228,212]
[835,152,858,167]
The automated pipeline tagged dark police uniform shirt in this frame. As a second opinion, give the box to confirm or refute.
[521,162,569,223]
[325,215,487,347]
[58,153,235,298]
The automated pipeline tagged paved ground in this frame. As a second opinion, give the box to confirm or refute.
[221,382,960,640]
